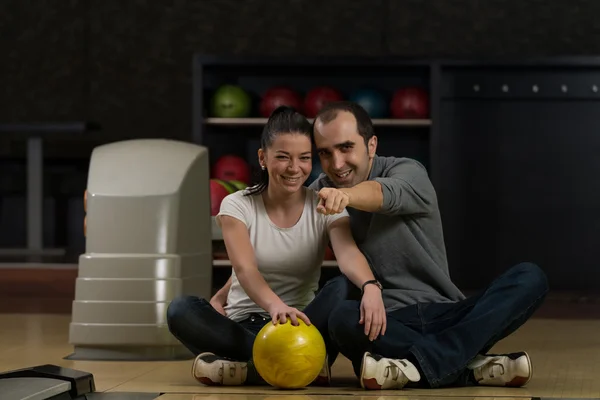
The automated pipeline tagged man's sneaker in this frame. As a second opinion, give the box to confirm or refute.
[311,354,331,386]
[468,351,532,387]
[192,352,248,386]
[360,352,421,390]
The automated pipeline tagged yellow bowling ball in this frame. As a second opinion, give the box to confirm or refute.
[252,318,326,389]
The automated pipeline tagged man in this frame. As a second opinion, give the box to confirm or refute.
[308,101,548,390]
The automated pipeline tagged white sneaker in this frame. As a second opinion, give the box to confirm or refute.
[468,351,532,387]
[192,352,248,386]
[311,354,331,386]
[360,352,421,390]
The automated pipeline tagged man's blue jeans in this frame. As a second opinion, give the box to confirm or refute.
[328,262,549,388]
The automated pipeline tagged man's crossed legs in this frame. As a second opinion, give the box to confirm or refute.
[329,262,549,390]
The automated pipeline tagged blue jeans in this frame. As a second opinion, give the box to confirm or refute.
[166,275,351,383]
[328,262,549,388]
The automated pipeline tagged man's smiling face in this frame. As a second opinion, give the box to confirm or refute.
[313,110,377,188]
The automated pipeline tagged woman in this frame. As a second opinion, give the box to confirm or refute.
[166,106,386,387]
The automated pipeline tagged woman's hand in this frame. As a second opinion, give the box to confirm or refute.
[209,295,227,316]
[267,301,312,326]
[209,276,231,316]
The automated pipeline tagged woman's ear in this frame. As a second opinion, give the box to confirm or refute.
[257,148,266,169]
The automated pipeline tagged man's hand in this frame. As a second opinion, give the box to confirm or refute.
[209,295,227,316]
[317,187,350,215]
[359,285,387,341]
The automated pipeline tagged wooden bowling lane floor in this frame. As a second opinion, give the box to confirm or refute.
[0,314,599,400]
[156,396,532,400]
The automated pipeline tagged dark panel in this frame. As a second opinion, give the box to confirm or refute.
[375,127,430,169]
[441,98,600,291]
[296,0,385,55]
[387,0,600,57]
[434,101,470,288]
[0,0,87,122]
[440,66,600,100]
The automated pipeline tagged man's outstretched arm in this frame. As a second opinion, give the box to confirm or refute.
[318,159,437,216]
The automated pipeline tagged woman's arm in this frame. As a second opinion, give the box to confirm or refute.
[219,215,282,311]
[327,217,377,288]
[327,216,387,341]
[219,215,310,325]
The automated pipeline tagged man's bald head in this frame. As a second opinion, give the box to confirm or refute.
[312,101,375,146]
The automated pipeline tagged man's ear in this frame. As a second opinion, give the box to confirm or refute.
[368,135,378,158]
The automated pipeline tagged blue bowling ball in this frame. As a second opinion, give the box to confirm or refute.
[349,89,387,118]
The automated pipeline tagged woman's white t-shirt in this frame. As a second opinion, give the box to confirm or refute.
[216,187,349,322]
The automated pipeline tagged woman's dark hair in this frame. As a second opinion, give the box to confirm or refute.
[244,106,312,196]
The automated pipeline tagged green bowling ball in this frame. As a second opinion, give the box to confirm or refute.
[229,180,248,191]
[211,85,252,118]
[214,179,237,193]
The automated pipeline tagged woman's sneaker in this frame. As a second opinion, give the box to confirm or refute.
[311,355,331,386]
[192,352,248,386]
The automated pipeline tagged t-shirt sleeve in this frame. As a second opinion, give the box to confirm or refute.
[325,208,350,227]
[216,192,252,228]
[373,158,437,216]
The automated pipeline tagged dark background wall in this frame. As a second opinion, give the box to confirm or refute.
[2,0,600,292]
[3,0,600,155]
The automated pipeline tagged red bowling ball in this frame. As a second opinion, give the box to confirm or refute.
[210,179,231,216]
[259,87,303,117]
[304,87,344,118]
[212,155,251,184]
[390,87,429,119]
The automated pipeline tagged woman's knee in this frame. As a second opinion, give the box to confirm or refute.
[166,295,203,331]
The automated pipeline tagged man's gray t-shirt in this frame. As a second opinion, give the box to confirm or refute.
[309,155,466,312]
